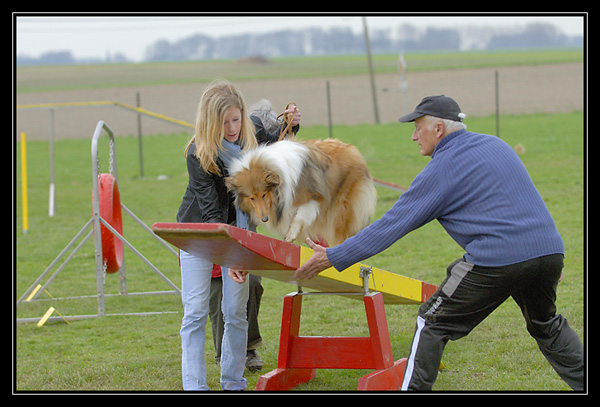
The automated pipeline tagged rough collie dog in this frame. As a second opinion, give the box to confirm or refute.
[225,139,377,247]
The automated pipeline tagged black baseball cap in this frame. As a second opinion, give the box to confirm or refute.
[398,95,464,123]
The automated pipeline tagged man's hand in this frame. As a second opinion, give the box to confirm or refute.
[294,238,332,280]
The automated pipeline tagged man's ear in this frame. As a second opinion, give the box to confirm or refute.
[435,120,446,139]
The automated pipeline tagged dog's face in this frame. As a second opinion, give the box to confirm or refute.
[226,168,280,223]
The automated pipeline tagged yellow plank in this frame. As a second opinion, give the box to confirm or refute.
[298,247,423,305]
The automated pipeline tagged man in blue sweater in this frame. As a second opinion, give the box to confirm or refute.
[294,95,583,391]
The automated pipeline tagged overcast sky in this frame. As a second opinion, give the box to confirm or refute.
[15,13,585,62]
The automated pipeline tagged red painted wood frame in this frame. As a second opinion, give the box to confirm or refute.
[255,291,407,391]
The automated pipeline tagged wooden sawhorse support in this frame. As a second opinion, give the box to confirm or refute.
[150,222,440,390]
[255,290,407,391]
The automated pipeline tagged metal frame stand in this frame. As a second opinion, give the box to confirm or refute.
[17,121,180,324]
[255,267,408,391]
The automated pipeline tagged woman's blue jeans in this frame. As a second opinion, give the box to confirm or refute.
[179,250,249,390]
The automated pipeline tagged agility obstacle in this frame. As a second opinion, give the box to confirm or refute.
[152,222,438,390]
[17,121,180,324]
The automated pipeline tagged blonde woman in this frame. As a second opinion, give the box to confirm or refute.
[177,80,299,390]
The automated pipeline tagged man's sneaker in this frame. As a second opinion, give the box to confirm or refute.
[246,349,263,372]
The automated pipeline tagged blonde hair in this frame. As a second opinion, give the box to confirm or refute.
[185,80,257,175]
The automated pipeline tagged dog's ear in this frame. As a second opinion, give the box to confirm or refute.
[224,176,237,192]
[263,170,281,189]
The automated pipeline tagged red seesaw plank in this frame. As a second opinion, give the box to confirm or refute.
[152,222,437,305]
[152,222,300,271]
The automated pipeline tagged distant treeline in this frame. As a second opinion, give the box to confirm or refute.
[17,22,582,66]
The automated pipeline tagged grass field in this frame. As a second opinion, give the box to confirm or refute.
[16,49,583,93]
[14,108,584,392]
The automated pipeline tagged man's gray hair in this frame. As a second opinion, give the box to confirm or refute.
[424,114,467,133]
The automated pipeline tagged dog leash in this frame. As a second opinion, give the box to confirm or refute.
[277,102,298,141]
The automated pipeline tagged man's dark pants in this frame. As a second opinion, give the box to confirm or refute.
[402,254,584,391]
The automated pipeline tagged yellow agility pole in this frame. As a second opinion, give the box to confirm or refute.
[20,132,29,234]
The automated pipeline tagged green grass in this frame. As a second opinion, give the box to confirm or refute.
[16,49,583,93]
[15,111,584,391]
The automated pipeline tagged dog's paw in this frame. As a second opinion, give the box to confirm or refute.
[284,231,298,243]
[284,224,302,243]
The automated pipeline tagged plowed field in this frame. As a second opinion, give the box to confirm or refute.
[16,62,583,140]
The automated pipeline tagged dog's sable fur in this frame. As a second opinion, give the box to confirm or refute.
[225,139,377,246]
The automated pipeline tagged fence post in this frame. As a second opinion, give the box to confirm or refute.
[362,17,380,125]
[21,132,29,234]
[495,70,500,138]
[136,92,144,178]
[326,80,333,138]
[49,109,55,216]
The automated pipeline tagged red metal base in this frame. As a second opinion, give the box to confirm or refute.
[255,291,406,391]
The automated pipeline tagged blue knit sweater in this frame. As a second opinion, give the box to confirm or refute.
[327,129,564,270]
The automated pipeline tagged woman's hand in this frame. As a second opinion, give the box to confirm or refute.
[286,105,302,126]
[229,268,248,284]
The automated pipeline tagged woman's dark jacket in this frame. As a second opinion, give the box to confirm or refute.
[176,116,298,224]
